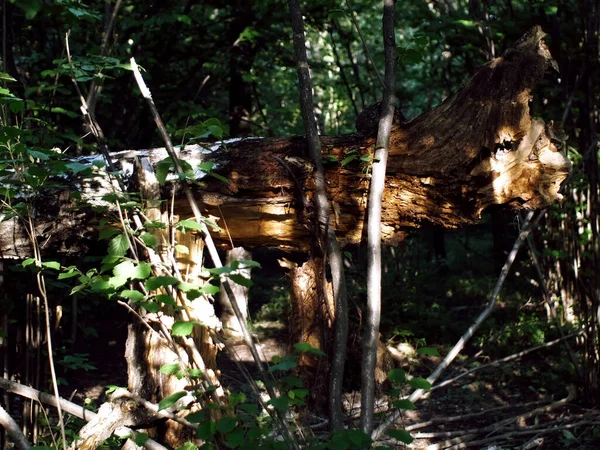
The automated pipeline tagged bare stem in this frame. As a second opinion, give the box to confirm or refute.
[287,0,349,430]
[360,0,397,435]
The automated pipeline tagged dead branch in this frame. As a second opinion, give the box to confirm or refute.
[0,377,168,450]
[0,403,31,450]
[431,329,584,392]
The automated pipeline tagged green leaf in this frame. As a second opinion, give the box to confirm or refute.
[133,433,149,447]
[290,388,308,399]
[109,233,130,257]
[346,429,372,447]
[22,258,36,267]
[99,227,120,240]
[238,403,258,415]
[132,262,152,280]
[216,417,237,434]
[0,72,17,82]
[13,0,42,19]
[156,294,176,305]
[417,347,439,356]
[58,269,79,280]
[196,420,216,440]
[402,48,423,65]
[176,219,204,232]
[268,396,289,411]
[109,276,128,289]
[293,342,326,356]
[280,376,303,388]
[140,301,160,313]
[393,399,416,410]
[27,149,50,161]
[340,155,357,166]
[178,282,196,292]
[156,158,173,185]
[120,289,145,302]
[172,321,196,336]
[388,369,406,384]
[140,232,157,248]
[225,429,243,448]
[175,244,189,254]
[145,276,179,291]
[233,259,261,269]
[408,377,431,391]
[113,260,136,279]
[197,162,215,172]
[9,101,25,114]
[228,274,253,288]
[158,391,187,410]
[268,356,297,372]
[454,19,477,28]
[66,162,91,174]
[185,411,206,423]
[90,278,113,293]
[387,429,413,444]
[201,284,220,295]
[40,260,61,271]
[160,363,180,375]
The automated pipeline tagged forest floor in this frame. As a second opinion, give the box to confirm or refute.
[63,315,600,450]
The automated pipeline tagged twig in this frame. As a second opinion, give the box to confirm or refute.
[25,214,67,450]
[417,385,576,447]
[287,0,349,431]
[374,211,541,440]
[86,0,123,117]
[0,377,168,450]
[0,403,31,450]
[405,400,548,431]
[115,389,196,429]
[444,420,600,449]
[432,330,583,391]
[344,0,384,88]
[360,0,396,435]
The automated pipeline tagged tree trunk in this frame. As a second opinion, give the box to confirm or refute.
[0,28,570,259]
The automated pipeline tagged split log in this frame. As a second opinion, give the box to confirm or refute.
[0,27,570,257]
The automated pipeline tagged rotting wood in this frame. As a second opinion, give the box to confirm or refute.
[0,27,570,257]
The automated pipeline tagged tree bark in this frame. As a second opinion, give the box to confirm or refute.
[0,27,570,258]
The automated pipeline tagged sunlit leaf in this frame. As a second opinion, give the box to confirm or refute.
[145,276,179,291]
[158,391,187,410]
[416,347,440,356]
[109,233,129,257]
[408,377,431,391]
[172,321,196,336]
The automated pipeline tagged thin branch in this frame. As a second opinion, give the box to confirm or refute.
[431,329,584,392]
[405,400,548,431]
[328,27,359,117]
[115,389,196,429]
[287,0,349,431]
[360,0,396,435]
[374,211,541,440]
[0,403,31,450]
[25,214,67,450]
[344,0,384,88]
[417,385,576,446]
[0,377,168,450]
[86,0,124,116]
[444,420,600,449]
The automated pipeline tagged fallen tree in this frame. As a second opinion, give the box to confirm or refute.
[0,27,570,257]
